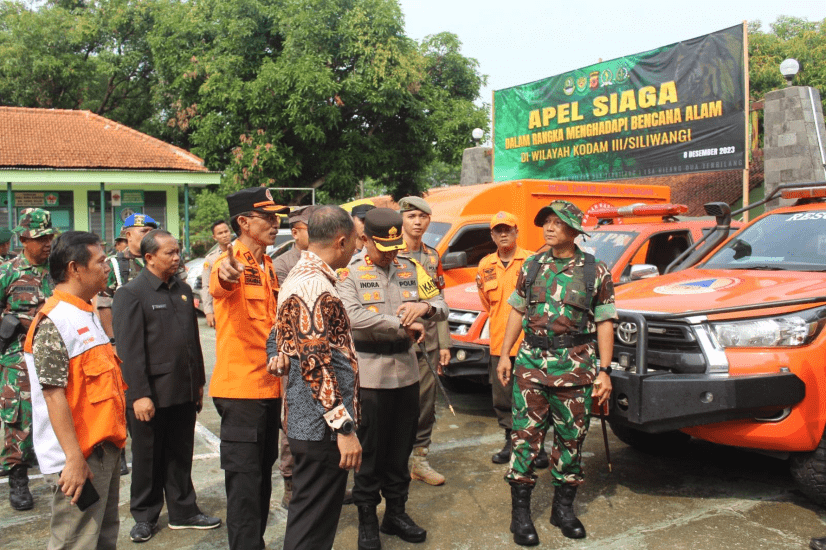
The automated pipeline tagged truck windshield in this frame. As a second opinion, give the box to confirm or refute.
[702,212,826,271]
[576,230,639,269]
[423,221,451,249]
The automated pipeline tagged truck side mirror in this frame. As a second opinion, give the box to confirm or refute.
[441,251,468,270]
[629,264,659,280]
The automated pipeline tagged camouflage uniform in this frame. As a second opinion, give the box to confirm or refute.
[0,210,56,471]
[505,245,616,487]
[96,248,145,309]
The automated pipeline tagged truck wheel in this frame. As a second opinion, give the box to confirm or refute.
[608,421,690,455]
[790,435,826,507]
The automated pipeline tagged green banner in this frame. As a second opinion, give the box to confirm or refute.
[493,25,746,182]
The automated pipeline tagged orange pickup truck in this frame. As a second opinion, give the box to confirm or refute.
[443,204,740,382]
[608,182,826,505]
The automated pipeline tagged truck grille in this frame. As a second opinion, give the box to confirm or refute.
[448,309,480,336]
[615,319,706,373]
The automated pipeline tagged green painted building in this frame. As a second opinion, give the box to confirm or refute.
[0,107,221,255]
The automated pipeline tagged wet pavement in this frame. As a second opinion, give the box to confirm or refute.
[1,316,824,549]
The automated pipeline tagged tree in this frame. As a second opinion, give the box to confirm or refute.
[0,0,157,131]
[749,17,826,110]
[149,0,488,204]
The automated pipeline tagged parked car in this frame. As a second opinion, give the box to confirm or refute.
[608,182,826,506]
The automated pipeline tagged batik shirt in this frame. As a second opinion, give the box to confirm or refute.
[507,247,617,386]
[275,251,359,441]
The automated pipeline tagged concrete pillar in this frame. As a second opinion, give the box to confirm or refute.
[763,86,826,209]
[460,146,493,186]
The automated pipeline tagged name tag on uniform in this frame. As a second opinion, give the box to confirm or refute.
[151,304,168,310]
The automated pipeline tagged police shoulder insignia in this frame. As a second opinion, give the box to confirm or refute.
[338,268,350,281]
[181,295,187,301]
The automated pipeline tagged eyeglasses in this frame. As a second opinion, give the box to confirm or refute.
[243,212,279,225]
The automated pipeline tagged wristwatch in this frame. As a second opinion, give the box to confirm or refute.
[335,419,355,436]
[599,366,612,375]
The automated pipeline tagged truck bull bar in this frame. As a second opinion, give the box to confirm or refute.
[608,311,806,433]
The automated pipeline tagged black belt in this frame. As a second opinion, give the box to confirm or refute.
[524,332,595,350]
[354,339,411,355]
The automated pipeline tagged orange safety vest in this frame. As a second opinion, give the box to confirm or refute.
[209,240,281,399]
[24,291,127,471]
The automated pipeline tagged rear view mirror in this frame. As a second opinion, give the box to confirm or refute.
[441,251,468,270]
[629,264,659,280]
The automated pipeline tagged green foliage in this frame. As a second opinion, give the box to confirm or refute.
[749,16,826,108]
[0,0,489,235]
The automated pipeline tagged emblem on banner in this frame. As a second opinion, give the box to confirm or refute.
[563,76,575,96]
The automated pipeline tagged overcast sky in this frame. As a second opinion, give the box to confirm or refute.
[398,0,825,121]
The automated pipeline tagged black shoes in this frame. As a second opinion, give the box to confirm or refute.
[550,484,586,539]
[130,521,156,543]
[811,537,826,550]
[357,505,381,550]
[8,465,33,511]
[492,430,512,464]
[533,447,550,469]
[168,512,222,530]
[120,448,129,476]
[380,497,426,543]
[509,483,539,546]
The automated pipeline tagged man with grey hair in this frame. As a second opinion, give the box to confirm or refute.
[272,206,361,550]
[113,229,220,543]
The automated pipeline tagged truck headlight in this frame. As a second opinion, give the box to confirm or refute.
[711,308,825,347]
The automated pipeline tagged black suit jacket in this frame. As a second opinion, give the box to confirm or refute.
[112,268,206,407]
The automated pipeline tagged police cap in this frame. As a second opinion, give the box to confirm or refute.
[351,204,376,220]
[364,208,405,252]
[123,213,158,230]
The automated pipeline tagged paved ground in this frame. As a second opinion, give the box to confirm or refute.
[1,316,825,549]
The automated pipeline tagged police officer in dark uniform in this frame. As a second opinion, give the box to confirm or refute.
[339,208,448,550]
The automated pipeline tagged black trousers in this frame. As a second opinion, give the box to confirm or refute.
[283,433,348,550]
[213,397,281,550]
[353,383,419,507]
[127,401,199,524]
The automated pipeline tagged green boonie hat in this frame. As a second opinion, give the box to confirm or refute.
[534,200,590,237]
[14,208,58,239]
[0,227,13,244]
[398,196,432,215]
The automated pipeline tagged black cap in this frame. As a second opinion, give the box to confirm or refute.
[227,188,289,219]
[364,208,405,252]
[351,204,376,220]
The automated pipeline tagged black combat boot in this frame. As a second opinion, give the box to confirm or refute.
[357,505,381,550]
[380,497,426,543]
[8,465,33,511]
[509,482,539,546]
[533,447,549,469]
[550,484,586,539]
[492,429,512,464]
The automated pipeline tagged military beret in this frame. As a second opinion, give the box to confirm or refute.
[398,196,432,215]
[0,227,13,244]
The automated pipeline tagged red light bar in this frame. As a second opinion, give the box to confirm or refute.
[592,203,688,219]
[781,187,826,199]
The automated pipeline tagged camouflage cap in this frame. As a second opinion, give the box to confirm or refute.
[14,208,58,239]
[533,200,590,237]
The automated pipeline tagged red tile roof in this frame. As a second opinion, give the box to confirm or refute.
[0,107,210,172]
[604,151,764,215]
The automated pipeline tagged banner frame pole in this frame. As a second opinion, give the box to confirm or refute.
[742,20,751,222]
[491,90,495,180]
